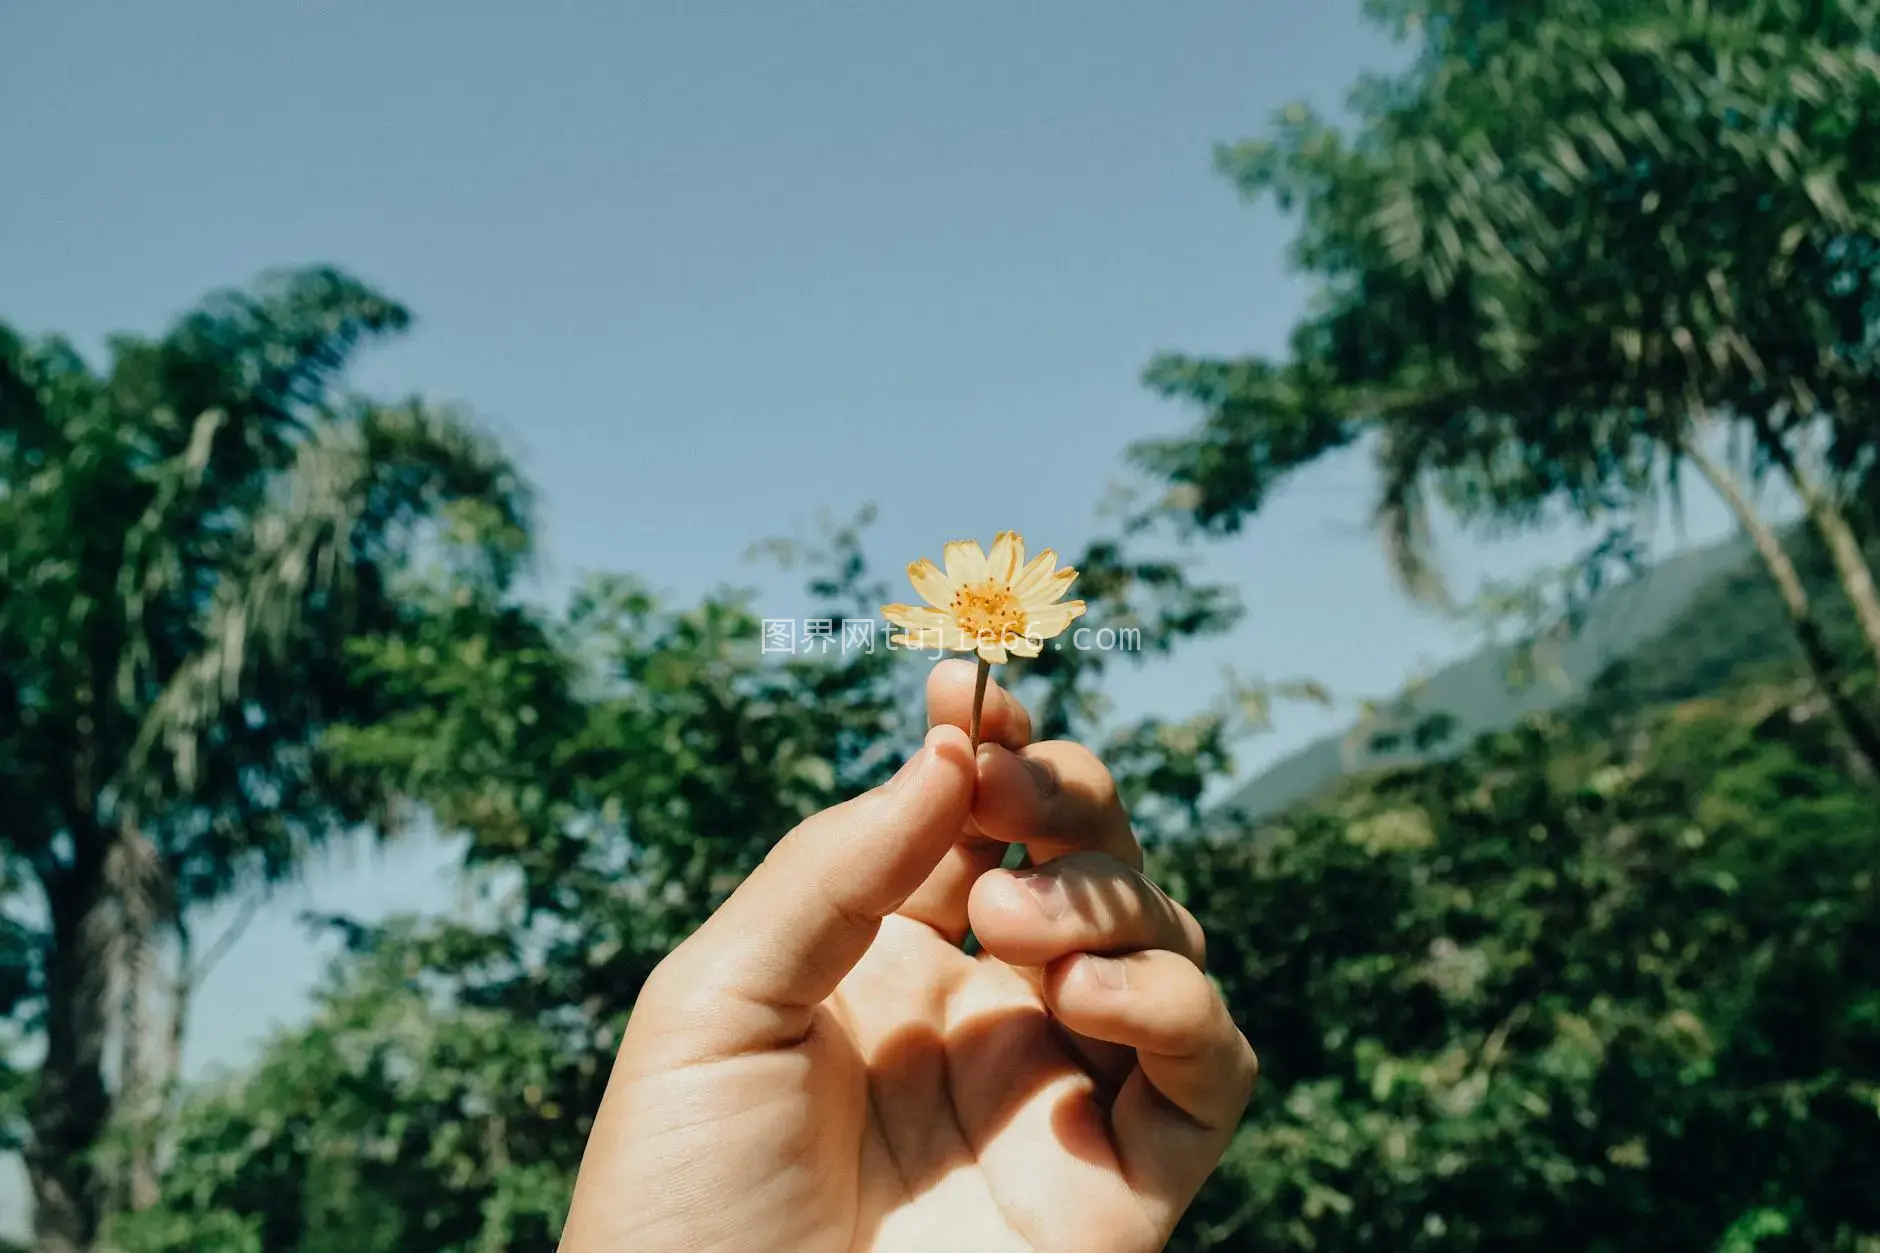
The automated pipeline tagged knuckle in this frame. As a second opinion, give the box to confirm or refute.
[1082,758,1122,812]
[1041,741,1114,800]
[632,948,699,1023]
[1176,903,1209,968]
[997,686,1035,739]
[1140,877,1206,964]
[1234,1037,1262,1102]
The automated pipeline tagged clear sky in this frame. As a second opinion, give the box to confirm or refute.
[1,0,1739,1230]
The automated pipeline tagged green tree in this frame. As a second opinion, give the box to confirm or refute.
[118,518,1880,1252]
[0,269,531,1253]
[104,513,1255,1253]
[1134,0,1880,771]
[1154,679,1880,1251]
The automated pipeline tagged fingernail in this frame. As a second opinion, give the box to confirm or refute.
[1015,870,1066,920]
[1086,956,1129,990]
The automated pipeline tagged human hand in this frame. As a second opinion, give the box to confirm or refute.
[559,660,1257,1252]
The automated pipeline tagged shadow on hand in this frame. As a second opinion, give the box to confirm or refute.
[842,988,1122,1247]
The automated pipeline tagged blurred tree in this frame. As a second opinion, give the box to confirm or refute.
[114,528,1880,1252]
[0,269,532,1253]
[1133,0,1880,773]
[101,513,1250,1253]
[1156,679,1880,1252]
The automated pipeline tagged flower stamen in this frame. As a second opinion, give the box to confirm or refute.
[952,582,1027,646]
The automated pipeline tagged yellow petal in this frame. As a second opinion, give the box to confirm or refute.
[893,624,968,652]
[1006,634,1043,658]
[943,539,989,588]
[1024,600,1086,639]
[905,558,954,610]
[976,639,1010,664]
[882,603,953,633]
[1020,567,1079,609]
[986,531,1025,584]
[1011,548,1059,597]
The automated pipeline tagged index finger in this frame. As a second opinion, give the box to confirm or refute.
[893,660,1036,941]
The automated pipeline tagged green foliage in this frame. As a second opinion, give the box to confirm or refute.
[0,267,533,1249]
[119,520,1880,1253]
[35,12,1880,1242]
[1123,26,1880,1241]
[1157,683,1880,1252]
[109,515,1245,1253]
[110,917,583,1253]
[1134,0,1880,635]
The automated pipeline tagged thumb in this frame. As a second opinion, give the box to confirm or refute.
[648,724,974,1055]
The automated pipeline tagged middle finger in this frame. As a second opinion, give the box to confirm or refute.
[972,740,1142,871]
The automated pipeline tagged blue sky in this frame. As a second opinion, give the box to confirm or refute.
[1,0,1741,1228]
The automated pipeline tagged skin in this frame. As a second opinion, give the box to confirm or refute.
[560,660,1259,1252]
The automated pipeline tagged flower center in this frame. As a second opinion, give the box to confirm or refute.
[951,581,1027,643]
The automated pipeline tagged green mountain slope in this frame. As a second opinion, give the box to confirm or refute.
[1213,528,1864,826]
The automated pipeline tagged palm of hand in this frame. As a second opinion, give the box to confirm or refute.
[789,915,1164,1253]
[607,881,1216,1253]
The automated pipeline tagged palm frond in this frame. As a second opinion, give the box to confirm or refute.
[123,402,528,810]
[1372,424,1452,608]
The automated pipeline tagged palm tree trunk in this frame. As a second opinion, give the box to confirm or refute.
[28,844,113,1253]
[106,825,174,1217]
[117,929,160,1214]
[138,913,199,1214]
[1751,416,1880,672]
[1683,435,1880,777]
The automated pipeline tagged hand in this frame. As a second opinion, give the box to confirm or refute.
[559,660,1257,1252]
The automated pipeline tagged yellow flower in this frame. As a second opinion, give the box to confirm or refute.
[882,531,1087,664]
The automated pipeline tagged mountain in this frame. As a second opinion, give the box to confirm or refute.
[1209,529,1848,828]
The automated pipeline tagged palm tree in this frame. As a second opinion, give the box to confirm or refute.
[0,267,534,1253]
